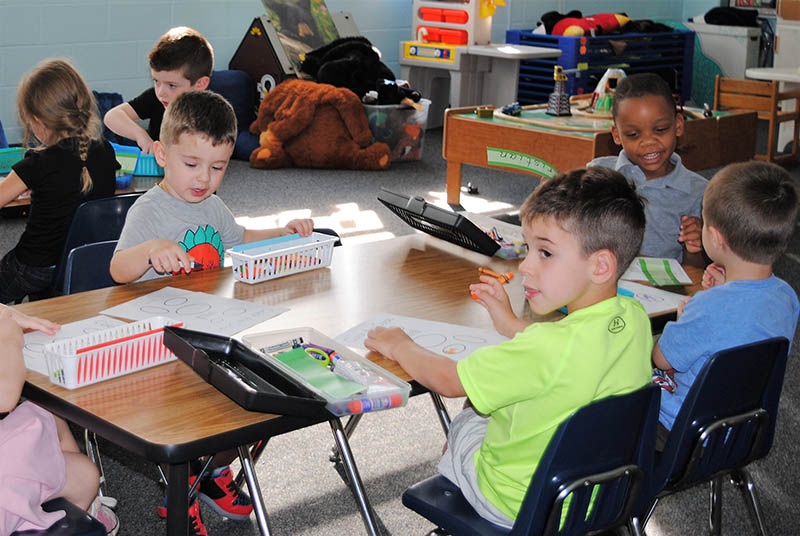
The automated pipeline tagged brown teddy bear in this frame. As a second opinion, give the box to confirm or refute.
[249,79,391,170]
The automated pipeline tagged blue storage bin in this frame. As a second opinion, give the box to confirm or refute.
[134,153,164,177]
[505,29,695,105]
[0,147,27,174]
[110,142,140,189]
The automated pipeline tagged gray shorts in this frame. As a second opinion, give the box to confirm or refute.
[437,407,516,529]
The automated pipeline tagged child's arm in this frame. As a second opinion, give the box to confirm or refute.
[104,103,154,154]
[0,172,30,207]
[0,309,26,412]
[469,276,529,338]
[0,304,60,335]
[679,215,707,267]
[110,239,195,283]
[652,341,674,372]
[243,218,315,243]
[365,326,466,398]
[702,262,726,289]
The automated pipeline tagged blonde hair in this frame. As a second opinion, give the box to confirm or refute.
[16,58,102,194]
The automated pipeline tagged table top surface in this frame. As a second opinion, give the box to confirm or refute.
[746,67,800,83]
[16,234,702,463]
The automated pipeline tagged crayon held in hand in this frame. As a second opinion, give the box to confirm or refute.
[478,266,514,284]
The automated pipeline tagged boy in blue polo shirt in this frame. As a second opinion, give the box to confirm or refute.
[588,73,708,265]
[365,167,653,527]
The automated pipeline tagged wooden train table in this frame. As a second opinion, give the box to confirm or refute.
[443,104,757,205]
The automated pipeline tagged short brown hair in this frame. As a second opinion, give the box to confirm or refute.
[704,161,798,264]
[521,167,646,276]
[612,73,676,120]
[149,26,213,83]
[160,90,237,147]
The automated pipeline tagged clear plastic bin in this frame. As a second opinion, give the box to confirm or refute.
[243,327,411,417]
[228,232,336,284]
[364,98,430,161]
[44,316,180,389]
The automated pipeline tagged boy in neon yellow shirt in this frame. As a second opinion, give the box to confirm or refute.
[365,167,653,527]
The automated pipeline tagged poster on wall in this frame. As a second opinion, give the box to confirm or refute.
[260,0,339,73]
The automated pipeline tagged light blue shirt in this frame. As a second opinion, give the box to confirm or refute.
[658,276,799,429]
[588,151,708,262]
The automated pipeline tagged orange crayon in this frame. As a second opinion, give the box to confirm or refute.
[478,266,514,284]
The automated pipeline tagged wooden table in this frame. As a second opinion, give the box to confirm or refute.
[14,235,702,534]
[442,106,757,206]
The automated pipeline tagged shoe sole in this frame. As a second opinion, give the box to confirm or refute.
[197,493,252,521]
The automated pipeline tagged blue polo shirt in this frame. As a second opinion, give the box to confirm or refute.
[588,151,708,262]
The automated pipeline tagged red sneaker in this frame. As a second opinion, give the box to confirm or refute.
[188,497,208,536]
[198,466,253,521]
[156,475,199,518]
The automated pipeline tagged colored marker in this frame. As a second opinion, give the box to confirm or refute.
[478,266,514,284]
[148,259,202,270]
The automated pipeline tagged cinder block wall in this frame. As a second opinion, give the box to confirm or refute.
[0,0,707,144]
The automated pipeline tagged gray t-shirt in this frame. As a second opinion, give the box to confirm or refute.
[588,151,707,262]
[116,186,245,282]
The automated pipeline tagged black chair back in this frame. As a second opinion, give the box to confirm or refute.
[62,240,118,295]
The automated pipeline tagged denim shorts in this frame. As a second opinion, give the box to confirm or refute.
[0,249,56,304]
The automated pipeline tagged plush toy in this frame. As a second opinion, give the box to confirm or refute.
[300,36,396,100]
[541,11,630,36]
[249,79,391,170]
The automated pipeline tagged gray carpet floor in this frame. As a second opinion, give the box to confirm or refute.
[2,128,800,535]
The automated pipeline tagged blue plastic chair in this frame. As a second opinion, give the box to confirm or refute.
[50,193,142,296]
[62,240,118,295]
[640,337,790,536]
[10,498,105,536]
[402,384,661,536]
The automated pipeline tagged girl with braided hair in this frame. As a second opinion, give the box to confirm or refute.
[0,58,119,303]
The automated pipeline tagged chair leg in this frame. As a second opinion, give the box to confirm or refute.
[84,429,107,497]
[641,498,659,529]
[629,516,645,536]
[708,477,723,536]
[730,468,769,536]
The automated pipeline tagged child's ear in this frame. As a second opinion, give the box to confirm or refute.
[708,225,727,249]
[611,123,622,146]
[193,76,210,91]
[153,141,168,167]
[590,249,618,285]
[675,112,685,137]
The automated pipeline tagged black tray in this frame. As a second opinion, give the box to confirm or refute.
[163,326,329,419]
[377,188,500,256]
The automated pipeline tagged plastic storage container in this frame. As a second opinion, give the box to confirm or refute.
[505,29,695,105]
[228,232,337,284]
[364,98,430,162]
[134,153,164,177]
[0,147,26,174]
[44,316,180,389]
[243,327,411,417]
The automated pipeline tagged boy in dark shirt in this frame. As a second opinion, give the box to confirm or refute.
[103,26,212,154]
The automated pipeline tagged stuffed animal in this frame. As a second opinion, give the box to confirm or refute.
[249,79,391,170]
[300,36,396,100]
[541,11,630,36]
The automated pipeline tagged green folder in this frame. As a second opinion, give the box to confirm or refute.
[274,347,364,400]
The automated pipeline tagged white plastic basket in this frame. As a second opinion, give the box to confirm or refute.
[44,317,181,389]
[228,232,337,284]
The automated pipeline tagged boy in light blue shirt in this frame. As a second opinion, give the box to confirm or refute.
[588,73,708,265]
[653,161,799,443]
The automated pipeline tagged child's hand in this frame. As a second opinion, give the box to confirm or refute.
[364,326,413,361]
[147,240,195,274]
[0,305,60,335]
[469,276,519,337]
[678,215,703,253]
[702,262,726,289]
[676,296,690,319]
[283,219,314,237]
[136,134,155,154]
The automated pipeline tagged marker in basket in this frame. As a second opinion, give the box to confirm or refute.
[477,267,514,284]
[260,337,305,354]
[346,393,404,413]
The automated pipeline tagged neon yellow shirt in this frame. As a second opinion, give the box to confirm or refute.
[456,296,652,519]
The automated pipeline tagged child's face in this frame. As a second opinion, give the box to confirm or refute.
[611,95,684,180]
[154,132,233,204]
[518,216,597,315]
[151,68,207,108]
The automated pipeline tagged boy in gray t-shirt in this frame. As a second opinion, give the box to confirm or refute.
[111,91,312,284]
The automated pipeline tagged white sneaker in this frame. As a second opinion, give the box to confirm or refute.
[90,496,120,535]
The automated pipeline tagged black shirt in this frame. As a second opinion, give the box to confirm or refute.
[12,138,119,267]
[128,87,165,141]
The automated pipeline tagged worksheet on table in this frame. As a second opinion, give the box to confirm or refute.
[335,313,508,361]
[100,287,288,337]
